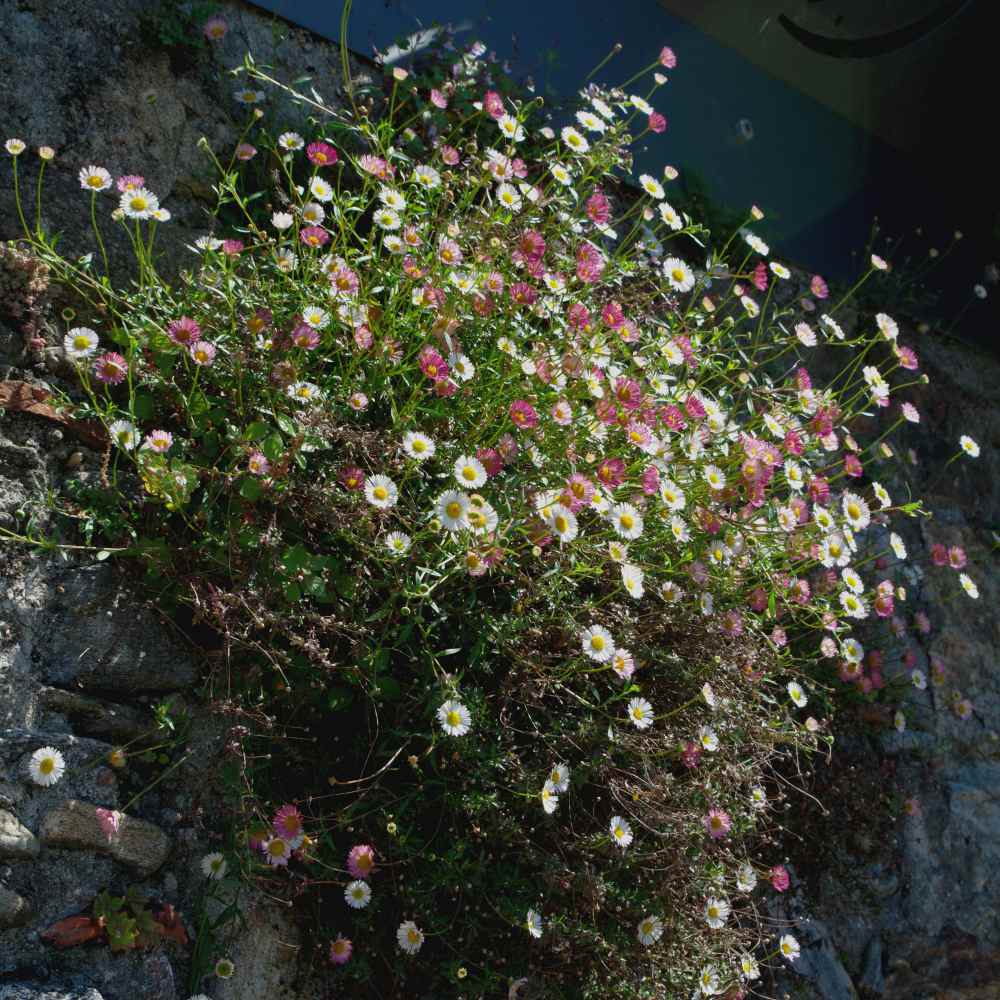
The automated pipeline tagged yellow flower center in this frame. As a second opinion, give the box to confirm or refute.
[373,486,388,501]
[847,503,860,519]
[462,466,476,481]
[130,196,147,211]
[446,501,462,519]
[615,825,624,838]
[619,514,634,530]
[39,758,54,774]
[407,929,420,944]
[412,439,426,453]
[671,268,685,282]
[87,175,103,188]
[73,335,90,349]
[446,710,461,727]
[590,635,605,651]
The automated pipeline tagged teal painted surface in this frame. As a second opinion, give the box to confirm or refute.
[245,1,998,346]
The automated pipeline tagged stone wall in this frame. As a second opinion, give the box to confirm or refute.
[1,3,998,999]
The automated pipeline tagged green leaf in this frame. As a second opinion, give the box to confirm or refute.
[262,432,284,463]
[245,420,272,442]
[283,581,302,602]
[275,412,297,436]
[239,477,262,502]
[132,393,155,420]
[327,686,354,710]
[375,676,401,701]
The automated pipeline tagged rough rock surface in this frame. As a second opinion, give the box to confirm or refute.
[39,800,172,877]
[0,0,372,283]
[0,4,353,998]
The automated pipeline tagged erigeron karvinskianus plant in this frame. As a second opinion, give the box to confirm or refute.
[1,24,983,1000]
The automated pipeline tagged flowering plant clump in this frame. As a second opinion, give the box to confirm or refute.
[2,21,984,1000]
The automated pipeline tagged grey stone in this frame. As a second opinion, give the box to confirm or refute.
[37,687,149,743]
[40,800,171,877]
[0,988,104,1000]
[787,915,859,1000]
[858,936,884,996]
[28,564,197,695]
[0,884,31,927]
[0,808,39,859]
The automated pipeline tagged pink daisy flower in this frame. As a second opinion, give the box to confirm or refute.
[235,143,257,161]
[440,145,460,165]
[144,430,173,453]
[307,141,338,167]
[948,546,967,569]
[300,225,330,248]
[273,804,305,847]
[189,340,217,366]
[167,316,200,347]
[704,808,732,839]
[95,807,123,842]
[203,15,229,41]
[659,46,677,68]
[248,452,270,476]
[222,239,244,256]
[770,865,790,891]
[329,936,353,965]
[648,112,667,134]
[339,466,365,491]
[93,352,128,385]
[509,400,538,430]
[430,88,448,109]
[810,274,829,299]
[292,324,320,350]
[346,844,376,880]
[116,174,145,193]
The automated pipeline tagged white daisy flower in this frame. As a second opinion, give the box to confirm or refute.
[278,132,304,150]
[301,305,329,329]
[560,127,590,154]
[627,696,654,730]
[698,726,719,751]
[841,493,870,531]
[28,746,65,786]
[437,490,471,531]
[64,326,99,359]
[309,176,334,202]
[119,188,159,219]
[703,464,726,490]
[396,920,424,954]
[550,163,573,185]
[200,852,228,880]
[496,182,522,212]
[779,934,801,961]
[890,532,907,559]
[437,699,471,736]
[453,455,487,489]
[413,164,441,189]
[704,897,731,929]
[575,110,606,133]
[699,965,720,996]
[402,430,435,461]
[639,174,664,199]
[610,815,633,848]
[373,208,401,230]
[959,573,979,599]
[525,909,543,938]
[658,201,682,230]
[286,381,323,404]
[548,763,570,793]
[959,435,980,457]
[787,681,808,708]
[109,420,140,451]
[385,531,412,556]
[301,202,325,225]
[610,503,644,539]
[548,504,579,544]
[79,165,112,192]
[364,475,398,509]
[581,624,615,662]
[736,864,757,892]
[740,953,760,980]
[637,915,663,946]
[663,256,695,292]
[541,780,560,814]
[621,563,645,599]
